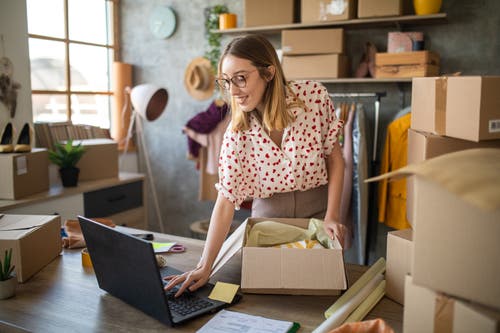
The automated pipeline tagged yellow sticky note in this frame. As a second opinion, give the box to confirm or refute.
[208,282,239,304]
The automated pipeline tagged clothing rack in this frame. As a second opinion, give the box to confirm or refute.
[329,92,387,162]
[329,92,387,266]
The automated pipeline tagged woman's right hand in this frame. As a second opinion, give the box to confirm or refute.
[163,265,211,297]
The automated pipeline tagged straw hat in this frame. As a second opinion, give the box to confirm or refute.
[184,57,215,100]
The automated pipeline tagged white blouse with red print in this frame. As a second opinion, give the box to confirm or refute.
[215,80,343,210]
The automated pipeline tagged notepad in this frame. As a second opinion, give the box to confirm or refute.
[208,282,239,303]
[196,310,299,333]
[151,242,175,253]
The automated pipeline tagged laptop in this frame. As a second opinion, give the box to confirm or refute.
[78,216,240,326]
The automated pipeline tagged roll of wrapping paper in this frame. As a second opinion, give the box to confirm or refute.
[343,279,386,323]
[324,257,386,318]
[312,274,384,333]
[111,62,133,150]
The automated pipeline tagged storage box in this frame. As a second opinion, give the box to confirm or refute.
[385,229,413,305]
[368,148,500,309]
[74,139,118,181]
[283,54,349,79]
[358,0,402,18]
[0,214,62,282]
[404,276,500,333]
[282,28,344,55]
[375,51,440,78]
[445,76,500,142]
[244,0,295,27]
[0,148,49,199]
[387,31,424,53]
[406,129,500,224]
[211,218,347,295]
[301,0,356,23]
[411,77,447,135]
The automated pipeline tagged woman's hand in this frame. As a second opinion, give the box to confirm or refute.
[323,219,350,249]
[164,265,211,297]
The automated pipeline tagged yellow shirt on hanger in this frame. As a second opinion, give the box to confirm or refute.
[377,113,411,230]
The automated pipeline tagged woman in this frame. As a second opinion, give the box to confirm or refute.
[166,34,347,296]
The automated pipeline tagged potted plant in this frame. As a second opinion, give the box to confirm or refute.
[204,5,228,72]
[48,139,86,187]
[0,248,17,299]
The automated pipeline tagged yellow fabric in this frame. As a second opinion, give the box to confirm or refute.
[245,221,314,247]
[246,219,334,248]
[273,239,325,249]
[377,113,411,230]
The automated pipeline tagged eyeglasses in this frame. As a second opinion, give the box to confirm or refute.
[215,69,258,90]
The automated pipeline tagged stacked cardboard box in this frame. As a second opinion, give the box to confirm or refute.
[281,28,349,79]
[301,0,356,23]
[380,76,500,331]
[244,0,295,27]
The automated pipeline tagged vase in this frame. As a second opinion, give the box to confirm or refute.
[0,277,17,299]
[413,0,442,15]
[60,167,80,187]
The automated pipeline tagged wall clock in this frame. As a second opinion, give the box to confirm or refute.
[149,6,177,39]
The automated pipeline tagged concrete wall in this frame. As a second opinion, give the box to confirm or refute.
[120,0,500,236]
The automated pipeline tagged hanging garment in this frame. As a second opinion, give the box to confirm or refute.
[184,100,228,160]
[183,100,230,201]
[344,103,369,265]
[377,112,412,230]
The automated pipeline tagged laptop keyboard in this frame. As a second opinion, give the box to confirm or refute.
[166,289,214,317]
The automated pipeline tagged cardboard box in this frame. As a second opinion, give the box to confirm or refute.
[244,0,295,27]
[368,148,500,309]
[445,76,500,142]
[0,214,62,282]
[283,54,349,79]
[301,0,356,23]
[404,276,500,333]
[0,148,49,200]
[211,218,347,295]
[406,129,500,224]
[358,0,402,18]
[74,139,118,181]
[375,51,440,78]
[385,229,413,305]
[282,28,344,55]
[411,77,447,135]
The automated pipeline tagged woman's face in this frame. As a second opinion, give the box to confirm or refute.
[221,55,268,113]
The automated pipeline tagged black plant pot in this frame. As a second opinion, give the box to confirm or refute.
[59,167,80,187]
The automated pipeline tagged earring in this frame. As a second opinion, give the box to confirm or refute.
[0,122,14,153]
[14,123,32,153]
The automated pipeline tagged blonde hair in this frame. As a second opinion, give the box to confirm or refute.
[218,35,297,132]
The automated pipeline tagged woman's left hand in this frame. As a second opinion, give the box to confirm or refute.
[323,220,349,249]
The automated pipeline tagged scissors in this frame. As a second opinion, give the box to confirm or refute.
[168,244,186,253]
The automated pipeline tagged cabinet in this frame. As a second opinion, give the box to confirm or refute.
[0,172,147,230]
[214,13,447,83]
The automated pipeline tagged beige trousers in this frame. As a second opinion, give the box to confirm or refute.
[251,185,328,219]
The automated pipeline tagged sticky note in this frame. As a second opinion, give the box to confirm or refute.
[208,282,239,304]
[152,242,175,253]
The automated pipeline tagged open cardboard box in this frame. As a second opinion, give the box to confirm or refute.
[211,217,347,295]
[368,148,500,309]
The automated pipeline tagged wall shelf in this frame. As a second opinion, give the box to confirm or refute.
[213,13,447,34]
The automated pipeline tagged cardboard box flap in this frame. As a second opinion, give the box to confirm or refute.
[0,215,53,238]
[210,220,246,277]
[366,148,500,211]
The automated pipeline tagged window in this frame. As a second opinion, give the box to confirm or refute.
[27,0,118,128]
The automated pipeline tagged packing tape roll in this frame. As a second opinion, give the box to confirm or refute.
[81,248,93,268]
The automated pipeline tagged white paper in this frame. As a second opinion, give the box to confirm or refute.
[16,156,27,175]
[197,310,293,333]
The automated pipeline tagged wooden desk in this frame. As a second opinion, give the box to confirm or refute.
[0,228,403,332]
